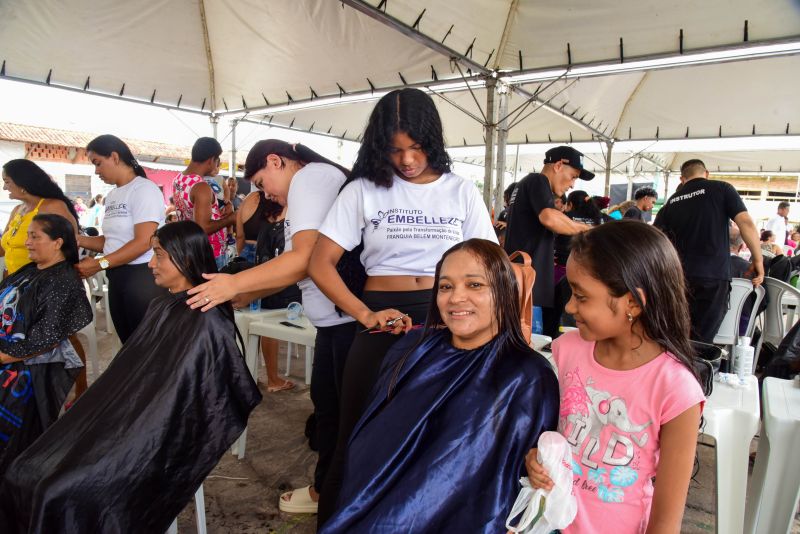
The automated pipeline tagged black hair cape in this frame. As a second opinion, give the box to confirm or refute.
[0,291,262,533]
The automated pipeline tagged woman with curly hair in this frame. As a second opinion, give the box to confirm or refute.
[307,87,496,523]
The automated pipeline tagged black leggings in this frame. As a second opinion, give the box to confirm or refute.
[318,289,431,527]
[310,321,357,494]
[105,263,168,344]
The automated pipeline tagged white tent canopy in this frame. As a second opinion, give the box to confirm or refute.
[2,0,799,197]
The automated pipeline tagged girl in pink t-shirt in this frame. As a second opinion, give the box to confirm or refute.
[526,220,705,533]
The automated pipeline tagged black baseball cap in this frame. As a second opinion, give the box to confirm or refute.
[544,146,595,181]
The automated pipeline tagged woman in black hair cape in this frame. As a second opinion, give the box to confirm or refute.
[0,221,262,534]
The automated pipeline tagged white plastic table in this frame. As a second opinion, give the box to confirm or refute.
[247,315,317,386]
[231,308,287,459]
[233,308,287,378]
[701,375,761,534]
[744,377,800,534]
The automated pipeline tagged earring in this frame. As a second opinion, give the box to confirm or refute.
[626,312,634,323]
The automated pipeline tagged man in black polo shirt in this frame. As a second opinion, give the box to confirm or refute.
[654,159,763,343]
[504,146,594,337]
[623,186,658,221]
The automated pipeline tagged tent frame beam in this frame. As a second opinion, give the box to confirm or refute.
[504,35,800,85]
[340,0,489,74]
[339,0,608,141]
[0,74,210,116]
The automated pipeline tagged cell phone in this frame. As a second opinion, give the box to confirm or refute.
[279,321,305,329]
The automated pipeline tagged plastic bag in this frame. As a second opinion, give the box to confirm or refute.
[506,431,577,534]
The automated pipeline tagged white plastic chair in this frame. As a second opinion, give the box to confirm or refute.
[713,278,756,348]
[165,484,206,534]
[88,272,114,336]
[762,277,800,346]
[743,285,765,339]
[76,281,99,379]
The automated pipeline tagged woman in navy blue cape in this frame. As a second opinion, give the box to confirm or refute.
[320,239,559,533]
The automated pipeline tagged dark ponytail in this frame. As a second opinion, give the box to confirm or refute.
[86,134,148,179]
[566,189,603,225]
[2,159,81,225]
[244,140,350,180]
[32,213,80,264]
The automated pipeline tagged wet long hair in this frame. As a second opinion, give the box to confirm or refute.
[566,189,603,225]
[153,220,218,286]
[85,134,148,179]
[152,220,242,346]
[388,239,531,397]
[2,160,81,224]
[31,213,80,265]
[569,220,699,382]
[352,88,451,188]
[243,140,350,181]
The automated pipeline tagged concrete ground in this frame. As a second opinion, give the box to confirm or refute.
[79,311,799,534]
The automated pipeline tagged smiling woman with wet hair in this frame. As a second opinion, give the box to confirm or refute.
[319,238,559,533]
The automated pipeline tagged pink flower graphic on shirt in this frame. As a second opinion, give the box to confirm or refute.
[561,367,590,418]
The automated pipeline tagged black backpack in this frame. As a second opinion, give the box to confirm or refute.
[255,220,302,308]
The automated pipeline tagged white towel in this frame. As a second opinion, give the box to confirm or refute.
[506,431,577,534]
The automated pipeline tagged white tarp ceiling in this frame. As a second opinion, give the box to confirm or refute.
[1,0,799,152]
[251,53,800,146]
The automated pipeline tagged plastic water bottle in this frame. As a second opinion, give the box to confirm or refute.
[249,298,260,312]
[532,306,544,335]
[286,302,303,321]
[734,336,754,380]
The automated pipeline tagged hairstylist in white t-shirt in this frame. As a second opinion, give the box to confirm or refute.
[308,88,497,526]
[186,140,358,516]
[76,135,166,344]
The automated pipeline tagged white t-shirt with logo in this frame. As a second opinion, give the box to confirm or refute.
[284,163,353,328]
[102,176,165,264]
[319,173,497,277]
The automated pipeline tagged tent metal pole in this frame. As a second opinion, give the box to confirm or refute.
[198,0,217,112]
[626,156,635,200]
[494,84,509,218]
[663,170,671,199]
[512,144,520,182]
[230,119,238,178]
[604,140,614,197]
[210,114,219,139]
[483,78,497,211]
